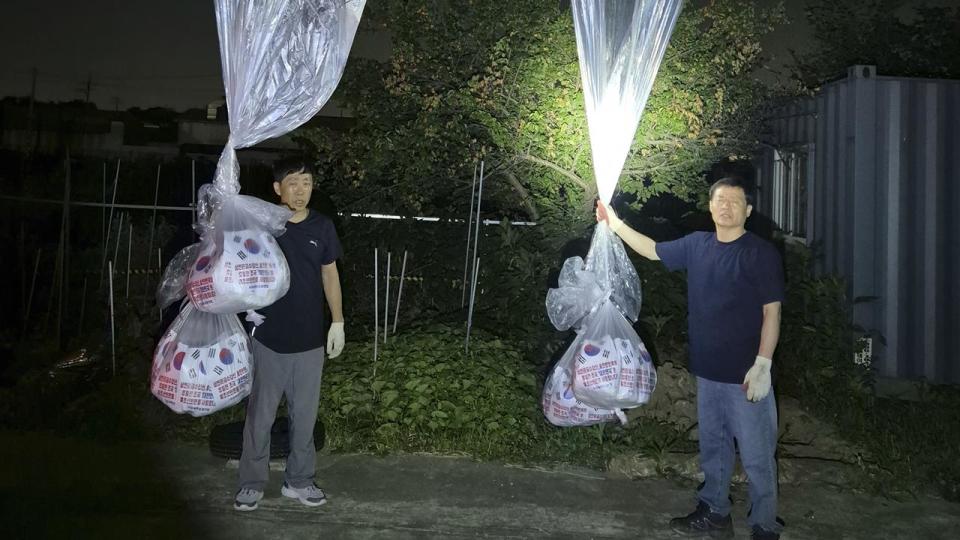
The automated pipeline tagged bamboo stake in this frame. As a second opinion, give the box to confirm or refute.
[461,163,477,307]
[392,251,408,334]
[101,161,106,245]
[145,163,161,300]
[469,160,485,308]
[466,258,480,352]
[191,160,197,233]
[44,233,63,333]
[383,251,391,344]
[22,249,41,338]
[112,213,124,275]
[125,222,133,298]
[100,158,120,288]
[108,261,116,377]
[373,248,379,372]
[157,248,163,323]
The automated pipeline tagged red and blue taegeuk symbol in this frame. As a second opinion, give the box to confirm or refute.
[219,348,234,365]
[244,238,260,254]
[195,256,211,272]
[583,343,601,356]
[173,352,185,371]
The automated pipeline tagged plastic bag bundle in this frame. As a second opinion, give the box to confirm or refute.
[543,225,656,426]
[542,358,619,427]
[185,186,292,314]
[151,303,252,416]
[156,243,202,311]
[569,301,657,409]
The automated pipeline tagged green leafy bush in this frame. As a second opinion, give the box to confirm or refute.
[319,323,692,467]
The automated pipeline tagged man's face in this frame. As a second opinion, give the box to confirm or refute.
[709,185,752,229]
[273,171,313,213]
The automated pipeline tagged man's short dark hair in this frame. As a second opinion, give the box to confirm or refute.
[709,177,754,206]
[272,156,316,184]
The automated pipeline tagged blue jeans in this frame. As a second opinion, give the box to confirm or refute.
[696,376,782,533]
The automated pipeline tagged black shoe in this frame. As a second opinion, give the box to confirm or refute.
[750,526,780,540]
[669,501,734,538]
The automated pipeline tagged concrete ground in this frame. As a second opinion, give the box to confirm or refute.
[1,431,957,539]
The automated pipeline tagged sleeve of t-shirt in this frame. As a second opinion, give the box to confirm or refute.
[655,234,691,271]
[319,218,342,265]
[756,244,785,305]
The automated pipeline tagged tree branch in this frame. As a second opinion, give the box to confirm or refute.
[516,153,588,191]
[493,169,540,221]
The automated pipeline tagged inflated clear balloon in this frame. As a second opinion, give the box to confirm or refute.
[572,0,683,203]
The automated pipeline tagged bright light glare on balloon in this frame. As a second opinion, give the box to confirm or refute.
[572,0,683,203]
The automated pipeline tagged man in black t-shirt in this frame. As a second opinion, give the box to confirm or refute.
[234,157,344,512]
[597,177,784,540]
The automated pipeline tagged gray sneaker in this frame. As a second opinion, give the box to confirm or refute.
[234,488,264,511]
[281,482,327,507]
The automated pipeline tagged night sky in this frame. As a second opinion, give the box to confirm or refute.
[0,0,387,112]
[0,0,952,112]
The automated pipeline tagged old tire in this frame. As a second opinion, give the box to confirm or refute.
[209,417,325,460]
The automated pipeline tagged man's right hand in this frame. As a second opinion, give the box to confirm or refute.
[596,200,623,233]
[596,199,661,261]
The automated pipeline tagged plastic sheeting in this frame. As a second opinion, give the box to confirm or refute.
[546,225,642,329]
[212,0,366,195]
[572,0,682,203]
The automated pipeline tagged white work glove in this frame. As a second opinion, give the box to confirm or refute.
[245,310,266,326]
[742,355,772,402]
[326,322,345,359]
[595,200,624,233]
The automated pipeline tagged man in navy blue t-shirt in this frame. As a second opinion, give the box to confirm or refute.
[234,157,345,512]
[598,177,784,540]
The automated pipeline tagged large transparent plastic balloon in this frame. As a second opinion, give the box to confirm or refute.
[157,1,365,313]
[572,0,682,203]
[212,0,366,195]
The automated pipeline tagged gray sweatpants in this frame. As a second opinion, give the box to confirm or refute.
[238,338,325,490]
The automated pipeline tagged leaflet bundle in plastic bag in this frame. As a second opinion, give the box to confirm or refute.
[185,186,293,314]
[543,224,657,424]
[150,302,253,416]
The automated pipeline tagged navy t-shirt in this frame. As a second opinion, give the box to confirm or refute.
[252,210,342,354]
[655,231,784,384]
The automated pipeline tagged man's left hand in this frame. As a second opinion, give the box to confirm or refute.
[327,322,345,359]
[742,355,772,402]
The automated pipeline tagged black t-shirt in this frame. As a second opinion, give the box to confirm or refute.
[655,231,784,384]
[252,210,342,353]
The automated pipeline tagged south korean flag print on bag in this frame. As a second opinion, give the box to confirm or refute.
[187,227,290,314]
[542,354,619,427]
[571,300,657,410]
[151,303,253,416]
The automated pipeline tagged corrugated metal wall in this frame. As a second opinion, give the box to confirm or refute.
[759,66,960,384]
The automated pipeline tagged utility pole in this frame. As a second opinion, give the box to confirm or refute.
[27,67,37,130]
[84,73,92,103]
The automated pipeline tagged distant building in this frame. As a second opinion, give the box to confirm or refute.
[0,97,353,163]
